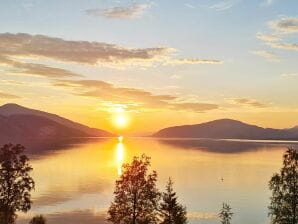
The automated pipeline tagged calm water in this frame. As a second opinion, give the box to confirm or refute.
[16,137,298,224]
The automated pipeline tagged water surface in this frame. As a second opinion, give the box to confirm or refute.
[16,137,298,224]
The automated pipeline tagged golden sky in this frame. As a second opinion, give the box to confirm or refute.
[0,1,298,134]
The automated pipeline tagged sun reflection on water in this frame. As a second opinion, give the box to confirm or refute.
[116,137,125,175]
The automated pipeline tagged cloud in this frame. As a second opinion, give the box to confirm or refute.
[170,74,182,80]
[0,91,20,99]
[256,17,298,52]
[229,98,267,108]
[0,79,25,86]
[0,33,170,65]
[0,33,222,68]
[263,0,278,6]
[209,0,238,11]
[270,17,298,34]
[171,102,219,111]
[281,73,298,78]
[86,4,150,19]
[252,50,280,62]
[0,55,82,78]
[256,33,281,43]
[185,3,196,9]
[53,79,219,113]
[269,42,298,51]
[166,58,223,65]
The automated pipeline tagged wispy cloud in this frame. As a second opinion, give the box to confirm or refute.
[0,91,20,99]
[53,79,219,113]
[281,73,298,78]
[270,17,298,34]
[171,102,219,112]
[252,50,280,62]
[263,0,278,6]
[256,17,298,53]
[170,74,182,80]
[269,42,298,51]
[86,4,150,19]
[0,55,82,78]
[229,98,267,108]
[256,33,281,43]
[166,58,223,65]
[209,0,238,11]
[184,3,196,9]
[0,33,223,69]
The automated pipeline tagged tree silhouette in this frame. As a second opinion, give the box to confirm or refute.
[29,215,46,224]
[219,203,233,224]
[268,147,297,224]
[107,154,160,224]
[159,178,187,224]
[0,144,35,224]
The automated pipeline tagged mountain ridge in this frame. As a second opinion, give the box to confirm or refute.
[153,119,298,140]
[0,103,114,142]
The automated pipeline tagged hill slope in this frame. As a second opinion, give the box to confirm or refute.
[0,103,114,142]
[153,119,298,140]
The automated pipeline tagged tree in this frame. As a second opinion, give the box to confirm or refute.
[268,147,298,224]
[0,144,35,224]
[159,178,187,224]
[107,154,160,224]
[219,203,233,224]
[29,215,46,224]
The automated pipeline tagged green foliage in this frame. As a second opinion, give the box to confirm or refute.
[159,178,187,224]
[29,215,46,224]
[0,144,35,224]
[219,203,233,224]
[268,147,298,224]
[107,154,161,224]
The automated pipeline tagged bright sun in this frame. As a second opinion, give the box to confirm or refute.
[115,114,127,127]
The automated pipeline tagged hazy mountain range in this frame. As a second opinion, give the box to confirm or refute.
[0,103,114,143]
[153,119,298,140]
[1,104,298,143]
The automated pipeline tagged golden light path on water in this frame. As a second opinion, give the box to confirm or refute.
[116,136,125,176]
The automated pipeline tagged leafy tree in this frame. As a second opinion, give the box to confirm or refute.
[107,154,160,224]
[159,178,187,224]
[268,147,298,224]
[219,203,233,224]
[0,144,35,224]
[29,215,46,224]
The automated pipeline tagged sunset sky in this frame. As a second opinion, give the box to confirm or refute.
[0,0,298,135]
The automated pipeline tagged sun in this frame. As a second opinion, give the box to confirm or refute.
[115,114,128,128]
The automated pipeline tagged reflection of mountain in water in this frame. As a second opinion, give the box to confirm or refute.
[17,209,106,224]
[2,137,109,156]
[158,139,298,153]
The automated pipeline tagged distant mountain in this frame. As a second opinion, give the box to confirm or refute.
[152,119,298,140]
[0,103,114,143]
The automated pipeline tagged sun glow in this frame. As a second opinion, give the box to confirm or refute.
[115,114,128,128]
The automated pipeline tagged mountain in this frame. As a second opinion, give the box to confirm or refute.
[0,103,114,143]
[152,119,298,140]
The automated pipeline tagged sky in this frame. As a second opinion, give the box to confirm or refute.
[0,0,298,135]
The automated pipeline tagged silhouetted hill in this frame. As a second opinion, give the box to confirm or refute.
[0,103,114,143]
[153,119,298,140]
